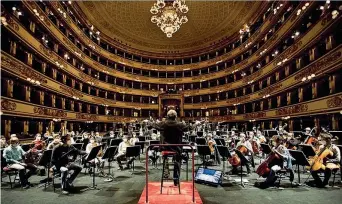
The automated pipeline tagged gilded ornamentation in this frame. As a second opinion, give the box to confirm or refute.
[6,16,19,31]
[60,86,83,98]
[92,97,114,105]
[76,113,98,120]
[1,99,16,111]
[242,71,262,83]
[327,96,342,108]
[258,83,283,96]
[33,107,67,117]
[294,51,341,81]
[1,54,48,84]
[243,112,266,119]
[227,95,251,104]
[275,104,308,116]
[273,41,302,66]
[79,72,99,85]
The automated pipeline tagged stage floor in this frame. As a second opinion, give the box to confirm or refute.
[138,182,203,204]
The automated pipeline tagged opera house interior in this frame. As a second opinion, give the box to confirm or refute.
[1,1,342,204]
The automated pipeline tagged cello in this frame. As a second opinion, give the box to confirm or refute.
[256,150,281,178]
[228,145,248,166]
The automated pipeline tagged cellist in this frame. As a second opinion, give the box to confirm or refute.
[258,135,296,188]
[230,134,253,175]
[310,134,340,188]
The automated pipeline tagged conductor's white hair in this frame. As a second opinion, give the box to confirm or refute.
[167,110,177,118]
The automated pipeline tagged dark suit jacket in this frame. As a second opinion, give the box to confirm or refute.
[153,119,189,153]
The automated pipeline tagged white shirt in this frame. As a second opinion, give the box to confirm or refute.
[118,141,132,154]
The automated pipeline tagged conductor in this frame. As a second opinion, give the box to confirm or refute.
[152,110,200,186]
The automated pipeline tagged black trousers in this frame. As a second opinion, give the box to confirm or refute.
[311,168,332,187]
[116,154,134,167]
[60,163,82,190]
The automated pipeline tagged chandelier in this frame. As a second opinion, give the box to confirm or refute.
[150,0,189,38]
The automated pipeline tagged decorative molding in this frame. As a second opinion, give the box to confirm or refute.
[33,107,67,117]
[92,97,115,105]
[79,72,99,85]
[60,86,83,98]
[273,41,302,66]
[1,54,48,84]
[275,104,308,116]
[327,96,342,108]
[76,113,98,120]
[294,51,342,81]
[242,70,263,83]
[6,16,20,31]
[1,99,17,111]
[243,112,266,119]
[227,95,251,104]
[258,83,283,96]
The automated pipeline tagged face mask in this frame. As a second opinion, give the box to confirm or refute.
[90,140,95,143]
[123,139,128,142]
[67,140,72,145]
[12,143,18,148]
[84,135,88,139]
[36,137,41,141]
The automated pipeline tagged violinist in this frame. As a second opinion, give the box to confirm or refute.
[3,137,37,189]
[25,134,46,165]
[51,134,85,194]
[310,135,341,188]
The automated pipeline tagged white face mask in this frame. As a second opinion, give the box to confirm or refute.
[12,143,18,148]
[123,139,128,142]
[90,140,95,144]
[67,140,72,145]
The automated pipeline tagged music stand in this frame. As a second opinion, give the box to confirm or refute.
[101,146,117,182]
[189,135,196,143]
[138,136,146,142]
[135,141,145,161]
[21,144,31,152]
[197,131,204,137]
[37,150,53,188]
[110,138,122,146]
[197,145,211,168]
[72,143,83,150]
[299,144,316,158]
[196,138,206,145]
[235,149,250,188]
[214,138,225,146]
[260,143,272,155]
[217,146,232,178]
[289,150,310,183]
[125,146,141,174]
[84,145,102,190]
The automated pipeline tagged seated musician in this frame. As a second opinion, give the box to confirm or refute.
[109,131,115,138]
[311,135,341,188]
[85,137,105,176]
[31,134,46,153]
[51,134,85,194]
[231,134,253,175]
[129,132,139,145]
[115,135,134,170]
[47,134,62,150]
[44,131,52,140]
[206,133,221,165]
[95,132,102,143]
[260,136,296,188]
[3,137,37,189]
[1,135,8,148]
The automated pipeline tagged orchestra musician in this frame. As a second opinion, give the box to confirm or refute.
[85,137,105,176]
[1,135,8,148]
[3,137,37,189]
[206,133,221,165]
[258,135,296,188]
[129,132,139,145]
[51,134,85,195]
[230,133,253,175]
[109,131,115,138]
[310,134,341,188]
[115,135,134,170]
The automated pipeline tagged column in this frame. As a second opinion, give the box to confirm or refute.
[25,86,31,102]
[329,75,336,94]
[51,95,56,108]
[23,121,29,134]
[10,41,17,56]
[38,121,43,134]
[39,91,45,105]
[312,82,317,99]
[298,87,303,102]
[61,98,66,109]
[5,79,13,97]
[4,120,11,138]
